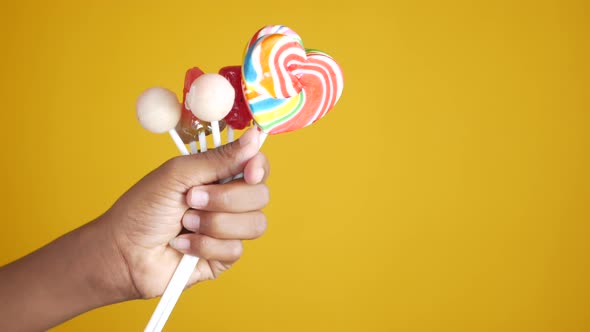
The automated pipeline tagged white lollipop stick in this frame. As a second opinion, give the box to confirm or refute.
[198,131,207,152]
[227,126,234,143]
[188,141,198,154]
[168,130,189,156]
[211,121,221,147]
[145,254,198,332]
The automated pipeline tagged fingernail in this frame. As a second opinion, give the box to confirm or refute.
[189,189,209,208]
[183,213,200,231]
[239,128,258,146]
[170,237,190,250]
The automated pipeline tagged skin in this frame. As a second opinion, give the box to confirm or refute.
[0,128,270,332]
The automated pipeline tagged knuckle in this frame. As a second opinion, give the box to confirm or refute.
[199,148,217,163]
[210,142,237,163]
[218,188,232,209]
[194,236,210,258]
[207,213,222,234]
[197,149,228,181]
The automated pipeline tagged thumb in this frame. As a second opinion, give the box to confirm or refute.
[164,127,261,188]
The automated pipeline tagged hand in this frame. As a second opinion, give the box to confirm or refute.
[0,128,269,331]
[101,128,270,299]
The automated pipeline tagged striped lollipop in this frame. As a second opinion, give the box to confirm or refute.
[242,25,344,135]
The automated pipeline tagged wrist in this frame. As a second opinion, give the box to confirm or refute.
[88,214,141,303]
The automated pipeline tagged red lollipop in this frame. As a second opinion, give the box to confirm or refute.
[219,66,253,142]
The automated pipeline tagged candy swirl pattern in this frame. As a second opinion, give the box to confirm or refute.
[242,25,344,134]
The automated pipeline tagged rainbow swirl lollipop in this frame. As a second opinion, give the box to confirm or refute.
[242,25,344,135]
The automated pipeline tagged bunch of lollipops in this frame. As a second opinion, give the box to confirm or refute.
[136,25,344,332]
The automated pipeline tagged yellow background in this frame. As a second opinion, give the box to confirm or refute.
[0,0,588,331]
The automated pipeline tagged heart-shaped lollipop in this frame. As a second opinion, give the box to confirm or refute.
[242,25,344,135]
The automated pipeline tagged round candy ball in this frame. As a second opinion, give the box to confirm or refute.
[186,73,235,122]
[136,87,181,134]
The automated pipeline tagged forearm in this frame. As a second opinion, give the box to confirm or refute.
[0,218,133,331]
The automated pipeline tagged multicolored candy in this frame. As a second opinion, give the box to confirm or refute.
[242,25,344,135]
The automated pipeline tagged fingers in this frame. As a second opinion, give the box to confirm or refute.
[186,180,269,212]
[161,127,261,188]
[182,209,267,240]
[243,152,271,184]
[187,258,234,285]
[169,234,243,263]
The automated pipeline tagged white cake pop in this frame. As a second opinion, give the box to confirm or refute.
[185,73,235,122]
[136,87,182,133]
[136,87,189,155]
